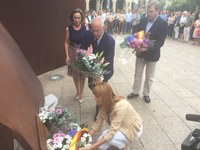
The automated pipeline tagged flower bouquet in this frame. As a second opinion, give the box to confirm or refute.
[39,106,78,134]
[46,122,92,150]
[120,30,154,56]
[72,46,110,80]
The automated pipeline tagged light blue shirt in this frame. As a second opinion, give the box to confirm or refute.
[146,16,158,33]
[125,12,133,22]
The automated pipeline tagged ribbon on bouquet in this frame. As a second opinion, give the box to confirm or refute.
[136,30,145,40]
[69,128,89,150]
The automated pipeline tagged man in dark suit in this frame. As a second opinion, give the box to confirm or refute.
[127,0,167,103]
[81,17,115,119]
[81,17,115,85]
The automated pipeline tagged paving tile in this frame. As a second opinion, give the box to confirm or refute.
[158,80,196,98]
[112,83,132,97]
[140,127,176,150]
[152,82,188,107]
[170,105,200,129]
[179,79,200,97]
[175,143,182,150]
[130,139,144,150]
[111,69,128,83]
[156,116,191,144]
[145,100,176,118]
[183,97,200,113]
[136,108,161,130]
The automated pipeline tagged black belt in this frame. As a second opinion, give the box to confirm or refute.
[70,43,80,47]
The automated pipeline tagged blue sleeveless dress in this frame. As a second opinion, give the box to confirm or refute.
[67,24,86,79]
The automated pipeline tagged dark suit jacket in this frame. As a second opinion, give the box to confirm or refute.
[137,16,167,62]
[81,30,115,82]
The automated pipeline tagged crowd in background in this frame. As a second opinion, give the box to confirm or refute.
[85,9,200,46]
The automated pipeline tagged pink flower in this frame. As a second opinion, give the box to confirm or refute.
[53,133,60,138]
[86,44,93,57]
[77,49,84,54]
[56,108,62,115]
[53,137,60,143]
[60,133,66,137]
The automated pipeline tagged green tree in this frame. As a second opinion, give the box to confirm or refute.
[166,0,200,13]
[158,0,166,10]
[191,0,200,13]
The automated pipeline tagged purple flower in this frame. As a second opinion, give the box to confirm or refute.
[125,35,135,44]
[68,129,77,137]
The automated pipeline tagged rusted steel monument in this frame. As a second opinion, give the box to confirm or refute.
[0,0,85,149]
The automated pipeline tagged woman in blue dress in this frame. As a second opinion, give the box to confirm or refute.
[65,8,87,103]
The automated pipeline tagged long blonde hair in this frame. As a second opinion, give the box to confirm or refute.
[92,82,123,117]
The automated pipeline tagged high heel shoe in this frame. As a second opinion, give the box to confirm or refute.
[75,96,79,100]
[79,98,84,103]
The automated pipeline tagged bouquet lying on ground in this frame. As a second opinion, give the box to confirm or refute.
[120,30,154,56]
[46,122,92,150]
[72,45,110,80]
[39,106,78,134]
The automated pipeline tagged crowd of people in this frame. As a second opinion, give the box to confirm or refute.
[85,9,200,46]
[64,0,199,149]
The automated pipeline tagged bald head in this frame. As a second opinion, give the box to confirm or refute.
[91,17,105,27]
[91,17,105,39]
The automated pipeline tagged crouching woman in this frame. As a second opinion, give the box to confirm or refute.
[82,82,143,150]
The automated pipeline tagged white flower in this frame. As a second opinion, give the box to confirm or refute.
[89,54,96,60]
[46,139,51,144]
[83,133,89,138]
[85,143,92,146]
[61,145,68,150]
[56,142,63,148]
[100,76,104,81]
[99,57,105,64]
[69,122,81,131]
[88,136,92,143]
[81,137,86,143]
[66,144,70,149]
[48,116,53,120]
[65,135,72,144]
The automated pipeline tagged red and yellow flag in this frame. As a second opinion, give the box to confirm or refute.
[69,128,89,150]
[136,30,145,40]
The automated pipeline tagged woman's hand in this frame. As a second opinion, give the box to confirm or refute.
[65,56,70,65]
[79,146,94,150]
[88,129,96,136]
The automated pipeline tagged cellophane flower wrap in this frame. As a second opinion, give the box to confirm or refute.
[120,30,154,56]
[46,122,92,150]
[72,45,110,80]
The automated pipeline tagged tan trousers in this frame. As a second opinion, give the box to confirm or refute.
[132,57,157,96]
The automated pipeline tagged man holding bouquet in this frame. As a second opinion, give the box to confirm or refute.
[81,17,115,119]
[127,0,167,103]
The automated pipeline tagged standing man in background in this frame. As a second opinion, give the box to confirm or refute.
[124,9,133,34]
[127,0,167,103]
[183,11,194,42]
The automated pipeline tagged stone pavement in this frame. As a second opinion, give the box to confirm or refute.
[38,35,200,150]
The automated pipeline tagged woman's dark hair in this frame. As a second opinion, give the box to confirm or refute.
[70,8,84,22]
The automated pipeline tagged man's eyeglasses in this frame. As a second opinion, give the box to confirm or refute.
[91,29,102,34]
